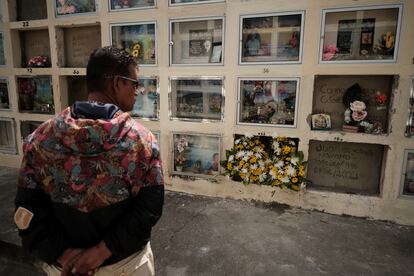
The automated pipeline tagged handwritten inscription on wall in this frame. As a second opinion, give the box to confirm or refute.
[64,26,101,67]
[307,140,384,194]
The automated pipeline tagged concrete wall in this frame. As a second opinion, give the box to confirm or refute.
[0,0,413,225]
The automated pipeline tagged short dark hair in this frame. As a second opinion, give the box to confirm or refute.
[86,46,137,92]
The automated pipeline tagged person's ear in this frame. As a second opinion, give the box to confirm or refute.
[112,75,120,92]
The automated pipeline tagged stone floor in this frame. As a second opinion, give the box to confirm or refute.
[1,167,414,276]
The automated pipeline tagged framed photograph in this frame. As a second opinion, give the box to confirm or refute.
[20,120,42,140]
[237,78,299,127]
[170,17,224,65]
[131,77,159,120]
[0,78,10,110]
[400,150,414,197]
[239,12,304,64]
[109,0,156,11]
[209,42,222,63]
[55,0,97,17]
[0,118,17,155]
[169,77,224,122]
[0,32,5,66]
[311,114,331,130]
[17,76,54,114]
[405,77,414,137]
[320,4,402,63]
[169,0,224,6]
[172,132,221,177]
[111,22,157,66]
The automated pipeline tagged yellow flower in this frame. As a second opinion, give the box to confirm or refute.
[292,177,298,183]
[227,163,233,170]
[277,174,283,180]
[283,146,291,154]
[277,137,285,142]
[299,165,304,170]
[239,160,245,167]
[286,157,291,161]
[249,156,257,163]
[299,170,304,177]
[273,180,281,186]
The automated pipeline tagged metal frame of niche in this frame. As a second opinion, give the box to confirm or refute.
[168,75,225,122]
[129,75,160,121]
[236,76,300,128]
[238,10,306,65]
[108,0,157,12]
[0,77,11,111]
[54,0,99,18]
[0,117,17,154]
[169,16,226,66]
[0,31,6,67]
[405,76,414,138]
[170,131,222,178]
[109,21,158,67]
[168,0,225,7]
[318,4,403,64]
[399,149,414,199]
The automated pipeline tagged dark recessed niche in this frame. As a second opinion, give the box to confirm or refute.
[60,76,88,109]
[10,0,48,21]
[312,75,397,135]
[18,29,51,68]
[56,25,101,68]
[20,120,42,140]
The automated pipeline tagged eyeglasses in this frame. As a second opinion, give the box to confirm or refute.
[118,76,140,89]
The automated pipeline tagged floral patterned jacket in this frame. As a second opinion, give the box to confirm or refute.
[14,102,164,265]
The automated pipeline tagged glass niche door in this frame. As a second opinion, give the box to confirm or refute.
[240,11,304,64]
[170,17,224,65]
[320,5,402,63]
[169,77,224,121]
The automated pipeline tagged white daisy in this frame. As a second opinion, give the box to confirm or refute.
[286,165,297,176]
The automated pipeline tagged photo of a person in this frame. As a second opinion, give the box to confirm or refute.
[239,79,298,126]
[245,33,261,56]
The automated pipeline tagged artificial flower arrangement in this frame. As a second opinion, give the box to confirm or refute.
[174,137,190,171]
[27,56,50,68]
[220,135,307,191]
[322,44,338,61]
[342,83,384,134]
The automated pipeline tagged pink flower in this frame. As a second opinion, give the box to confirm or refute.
[350,101,366,112]
[352,110,367,122]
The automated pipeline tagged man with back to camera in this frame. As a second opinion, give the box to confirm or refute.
[14,46,164,276]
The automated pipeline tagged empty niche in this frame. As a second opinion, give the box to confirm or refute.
[8,0,47,21]
[16,29,51,68]
[307,140,385,195]
[312,75,397,135]
[56,25,101,68]
[20,120,42,140]
[0,118,17,154]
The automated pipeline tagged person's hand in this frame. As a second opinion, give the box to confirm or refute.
[57,248,83,276]
[69,241,112,275]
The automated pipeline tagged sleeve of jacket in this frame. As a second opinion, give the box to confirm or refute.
[14,146,69,264]
[103,133,164,260]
